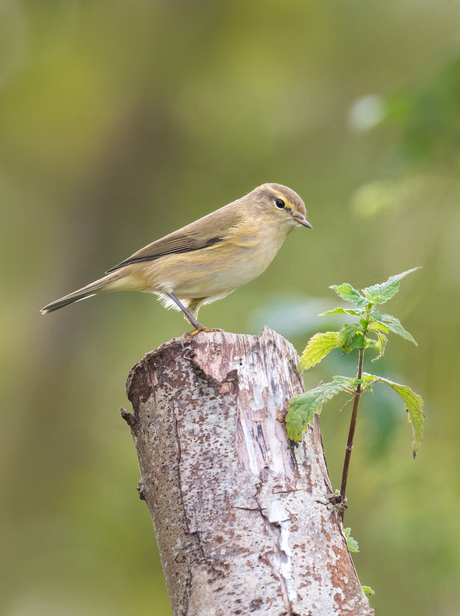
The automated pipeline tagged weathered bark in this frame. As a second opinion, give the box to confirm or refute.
[122,327,374,616]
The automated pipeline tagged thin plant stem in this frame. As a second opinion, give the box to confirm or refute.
[340,347,365,523]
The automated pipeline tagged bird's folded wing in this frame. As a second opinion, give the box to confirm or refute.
[106,205,243,273]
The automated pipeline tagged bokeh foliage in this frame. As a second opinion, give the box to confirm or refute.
[2,1,460,614]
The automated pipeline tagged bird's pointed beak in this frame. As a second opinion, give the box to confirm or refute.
[292,213,312,229]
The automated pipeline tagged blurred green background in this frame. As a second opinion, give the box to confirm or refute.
[2,0,460,614]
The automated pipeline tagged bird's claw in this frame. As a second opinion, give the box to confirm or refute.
[180,327,223,347]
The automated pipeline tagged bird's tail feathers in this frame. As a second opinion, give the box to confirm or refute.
[40,273,121,314]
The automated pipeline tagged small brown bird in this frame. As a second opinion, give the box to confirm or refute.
[41,183,312,334]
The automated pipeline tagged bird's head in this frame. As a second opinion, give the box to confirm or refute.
[251,183,312,231]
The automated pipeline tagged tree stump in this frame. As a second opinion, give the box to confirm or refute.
[122,326,374,616]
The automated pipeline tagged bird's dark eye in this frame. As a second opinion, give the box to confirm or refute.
[275,198,285,209]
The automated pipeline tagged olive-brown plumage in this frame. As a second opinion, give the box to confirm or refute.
[41,183,311,334]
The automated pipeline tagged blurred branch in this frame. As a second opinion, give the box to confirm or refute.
[123,327,373,616]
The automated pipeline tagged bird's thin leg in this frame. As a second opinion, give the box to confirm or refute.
[166,293,222,341]
[167,292,204,330]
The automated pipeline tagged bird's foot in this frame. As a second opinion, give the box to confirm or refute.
[180,327,223,347]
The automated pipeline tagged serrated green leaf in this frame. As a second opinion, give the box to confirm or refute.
[298,332,338,372]
[352,331,368,349]
[379,314,417,345]
[320,307,363,317]
[362,586,375,596]
[369,321,389,334]
[329,283,369,307]
[371,331,388,362]
[286,377,354,442]
[337,323,362,353]
[361,374,378,385]
[370,376,424,456]
[359,373,377,393]
[344,528,359,552]
[363,267,420,304]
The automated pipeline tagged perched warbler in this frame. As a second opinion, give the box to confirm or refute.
[41,183,312,334]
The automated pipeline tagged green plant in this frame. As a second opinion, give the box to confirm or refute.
[286,268,424,521]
